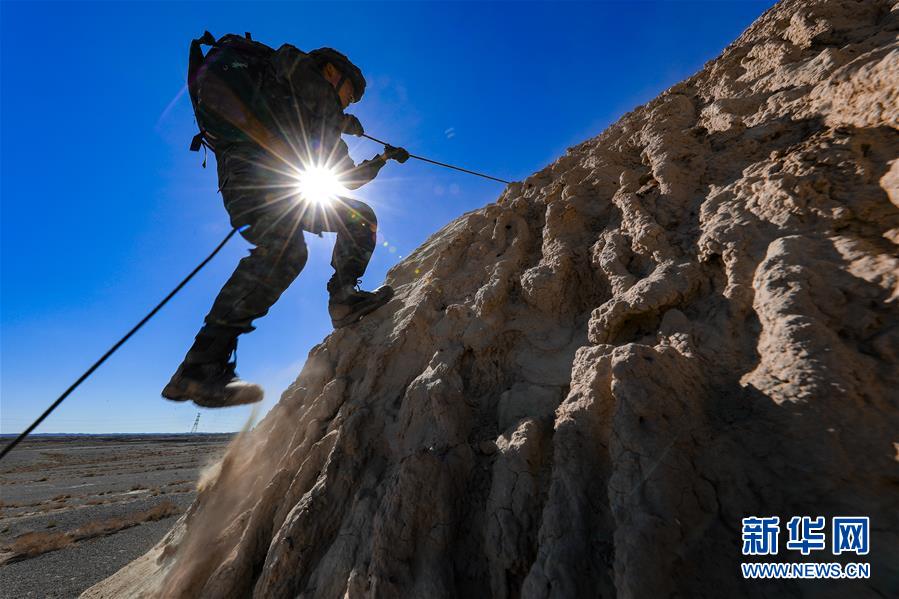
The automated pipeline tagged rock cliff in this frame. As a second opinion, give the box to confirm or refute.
[86,0,898,597]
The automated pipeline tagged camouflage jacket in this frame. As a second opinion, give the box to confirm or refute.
[259,44,383,189]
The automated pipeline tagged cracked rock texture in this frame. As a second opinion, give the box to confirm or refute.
[85,0,898,597]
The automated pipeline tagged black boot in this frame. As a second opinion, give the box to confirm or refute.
[161,327,263,408]
[162,361,263,407]
[328,282,394,328]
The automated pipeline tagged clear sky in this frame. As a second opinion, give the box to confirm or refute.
[1,0,776,434]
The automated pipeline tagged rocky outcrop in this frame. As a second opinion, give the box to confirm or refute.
[85,0,899,597]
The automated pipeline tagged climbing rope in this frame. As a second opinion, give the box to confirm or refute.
[0,227,241,462]
[1,137,508,462]
[362,133,512,185]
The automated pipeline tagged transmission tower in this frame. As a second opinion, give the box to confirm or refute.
[190,412,201,434]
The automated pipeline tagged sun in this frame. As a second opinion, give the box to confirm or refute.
[294,165,349,206]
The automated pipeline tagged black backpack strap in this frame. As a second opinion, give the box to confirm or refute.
[188,31,218,160]
[188,31,217,99]
[190,132,205,152]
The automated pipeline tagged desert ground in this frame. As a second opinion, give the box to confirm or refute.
[0,434,231,598]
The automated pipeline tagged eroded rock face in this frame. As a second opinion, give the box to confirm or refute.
[86,1,898,597]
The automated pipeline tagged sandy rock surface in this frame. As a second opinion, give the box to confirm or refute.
[85,0,898,597]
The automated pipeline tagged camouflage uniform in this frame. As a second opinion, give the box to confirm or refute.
[181,43,386,367]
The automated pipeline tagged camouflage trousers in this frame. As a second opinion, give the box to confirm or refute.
[184,143,377,365]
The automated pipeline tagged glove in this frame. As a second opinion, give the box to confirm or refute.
[341,114,364,137]
[383,144,410,163]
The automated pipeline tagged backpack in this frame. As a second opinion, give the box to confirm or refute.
[187,31,277,160]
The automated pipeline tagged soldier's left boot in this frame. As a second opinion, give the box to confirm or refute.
[162,361,263,408]
[161,327,263,408]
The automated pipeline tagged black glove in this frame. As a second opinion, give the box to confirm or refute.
[383,144,410,163]
[341,114,364,137]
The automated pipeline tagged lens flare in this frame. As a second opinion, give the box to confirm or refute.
[294,166,348,206]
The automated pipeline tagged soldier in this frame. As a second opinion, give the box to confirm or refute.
[162,35,407,408]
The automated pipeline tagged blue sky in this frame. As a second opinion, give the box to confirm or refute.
[1,0,776,434]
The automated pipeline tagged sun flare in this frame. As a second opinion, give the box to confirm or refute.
[294,165,348,206]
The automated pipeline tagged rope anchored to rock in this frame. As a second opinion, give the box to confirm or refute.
[362,133,512,185]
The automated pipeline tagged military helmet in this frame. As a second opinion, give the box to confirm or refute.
[310,48,366,102]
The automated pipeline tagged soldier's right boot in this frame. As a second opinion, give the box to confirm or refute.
[161,328,263,408]
[328,282,394,329]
